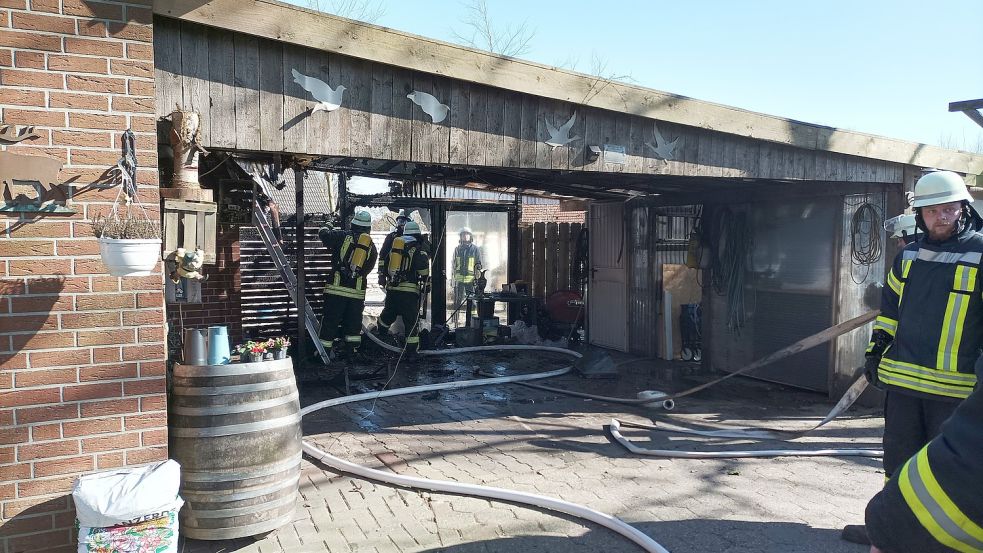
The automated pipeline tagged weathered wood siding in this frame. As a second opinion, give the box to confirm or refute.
[154,17,903,184]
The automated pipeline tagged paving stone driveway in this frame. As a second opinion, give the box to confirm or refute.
[180,352,883,553]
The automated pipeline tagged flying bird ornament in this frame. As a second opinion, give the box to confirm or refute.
[544,112,580,148]
[645,122,681,164]
[291,69,346,113]
[407,91,449,123]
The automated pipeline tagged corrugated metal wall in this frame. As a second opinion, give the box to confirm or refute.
[627,205,699,356]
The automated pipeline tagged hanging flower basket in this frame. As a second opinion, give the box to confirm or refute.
[98,237,162,276]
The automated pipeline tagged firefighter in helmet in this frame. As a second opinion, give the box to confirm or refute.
[450,227,482,323]
[317,210,377,363]
[378,211,409,287]
[842,170,983,545]
[377,221,430,352]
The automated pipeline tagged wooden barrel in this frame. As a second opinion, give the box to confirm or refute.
[169,357,301,540]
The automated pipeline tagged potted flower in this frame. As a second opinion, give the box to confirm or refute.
[246,341,266,363]
[92,212,161,276]
[233,343,250,362]
[268,336,290,360]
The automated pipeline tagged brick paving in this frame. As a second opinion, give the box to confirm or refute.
[179,351,883,553]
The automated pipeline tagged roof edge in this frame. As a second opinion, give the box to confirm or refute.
[154,0,983,175]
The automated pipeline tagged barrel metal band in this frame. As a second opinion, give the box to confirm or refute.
[171,378,296,396]
[180,453,302,483]
[180,475,300,502]
[169,391,299,416]
[185,490,297,518]
[170,413,301,437]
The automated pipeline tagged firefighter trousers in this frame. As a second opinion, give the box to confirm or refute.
[882,390,958,478]
[319,292,365,351]
[379,290,421,351]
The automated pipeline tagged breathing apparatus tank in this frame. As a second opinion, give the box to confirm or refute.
[387,235,417,282]
[348,232,373,274]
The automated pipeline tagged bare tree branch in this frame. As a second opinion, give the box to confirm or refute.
[305,0,386,23]
[580,52,636,109]
[450,0,534,58]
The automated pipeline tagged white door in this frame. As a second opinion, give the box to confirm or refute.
[588,201,628,351]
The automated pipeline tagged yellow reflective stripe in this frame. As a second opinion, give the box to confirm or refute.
[897,259,913,303]
[879,358,977,385]
[899,448,983,553]
[344,335,361,343]
[887,270,902,296]
[937,291,969,371]
[406,336,419,344]
[388,282,420,293]
[319,339,334,349]
[953,265,977,293]
[324,284,366,299]
[873,315,898,337]
[467,257,475,272]
[877,371,974,399]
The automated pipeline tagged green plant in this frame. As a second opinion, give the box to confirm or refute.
[269,336,290,351]
[92,213,160,240]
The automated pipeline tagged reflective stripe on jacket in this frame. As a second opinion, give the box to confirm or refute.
[875,225,983,400]
[320,229,378,300]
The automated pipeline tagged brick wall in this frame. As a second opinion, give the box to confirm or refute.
[0,2,162,551]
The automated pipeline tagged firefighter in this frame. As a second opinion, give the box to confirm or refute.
[378,211,409,287]
[451,227,482,323]
[865,356,983,553]
[842,170,983,545]
[317,210,377,363]
[377,221,430,352]
[883,212,920,249]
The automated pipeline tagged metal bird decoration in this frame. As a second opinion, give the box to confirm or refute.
[545,112,580,148]
[291,69,346,113]
[645,122,681,164]
[407,91,449,123]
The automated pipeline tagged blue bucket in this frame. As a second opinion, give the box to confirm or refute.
[206,325,231,365]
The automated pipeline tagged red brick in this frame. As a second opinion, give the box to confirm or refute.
[61,311,120,329]
[2,494,68,519]
[62,416,120,437]
[33,455,94,478]
[27,276,88,294]
[30,0,61,13]
[107,22,151,42]
[122,378,163,398]
[135,292,162,308]
[81,431,138,452]
[49,91,108,110]
[0,462,31,481]
[48,54,109,74]
[89,276,118,292]
[62,382,121,402]
[95,451,123,469]
[28,348,89,368]
[122,310,162,326]
[0,278,24,295]
[7,223,71,239]
[0,30,63,53]
[0,446,13,464]
[14,403,78,425]
[137,326,163,343]
[63,0,123,20]
[31,423,62,441]
[0,87,45,105]
[109,58,150,78]
[64,37,123,57]
[140,428,166,446]
[2,108,66,128]
[138,361,164,378]
[0,513,54,536]
[121,344,162,361]
[111,95,154,113]
[17,439,79,460]
[52,130,111,148]
[68,112,126,131]
[0,0,26,9]
[7,259,70,276]
[0,48,12,66]
[10,331,75,351]
[1,387,60,408]
[72,258,111,276]
[139,395,164,412]
[0,353,28,371]
[127,78,153,97]
[17,474,77,498]
[76,293,134,311]
[91,347,121,363]
[0,240,55,257]
[119,275,161,292]
[77,19,106,38]
[79,398,136,418]
[54,240,100,256]
[123,411,164,431]
[14,367,77,387]
[0,373,11,390]
[124,446,166,465]
[0,427,29,446]
[79,363,137,382]
[0,314,58,333]
[127,113,156,134]
[66,74,124,94]
[124,42,152,61]
[69,148,119,166]
[0,482,14,501]
[12,12,75,34]
[13,49,46,69]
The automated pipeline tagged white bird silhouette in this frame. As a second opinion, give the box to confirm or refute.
[291,69,346,113]
[407,91,449,123]
[645,122,681,163]
[545,112,579,148]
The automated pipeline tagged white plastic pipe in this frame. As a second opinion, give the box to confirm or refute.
[361,324,582,359]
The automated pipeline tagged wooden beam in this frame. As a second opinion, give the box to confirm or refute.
[958,109,983,131]
[153,0,983,175]
[948,99,983,112]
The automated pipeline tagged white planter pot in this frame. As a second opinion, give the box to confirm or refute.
[98,238,162,276]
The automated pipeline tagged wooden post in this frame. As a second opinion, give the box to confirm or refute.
[558,222,570,291]
[570,222,583,292]
[295,168,306,364]
[521,225,533,285]
[533,222,546,298]
[545,223,558,297]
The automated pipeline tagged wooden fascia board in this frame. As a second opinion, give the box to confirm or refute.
[153,0,983,175]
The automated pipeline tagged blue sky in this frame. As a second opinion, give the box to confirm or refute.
[287,0,983,151]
